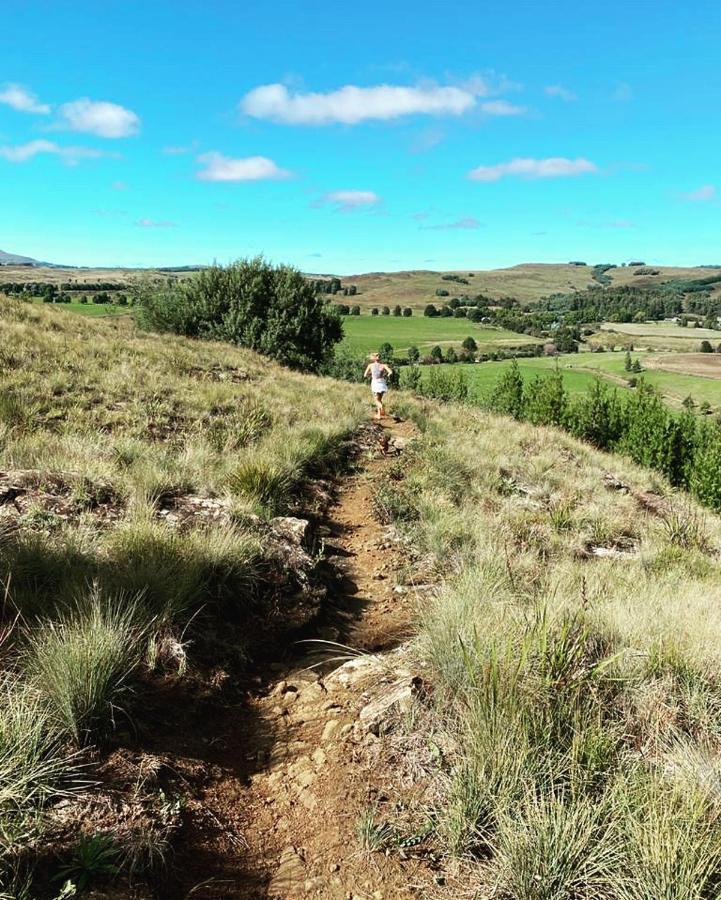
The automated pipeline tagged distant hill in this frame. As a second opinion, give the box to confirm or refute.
[0,248,56,266]
[340,263,721,307]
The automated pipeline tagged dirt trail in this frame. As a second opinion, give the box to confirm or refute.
[168,417,427,899]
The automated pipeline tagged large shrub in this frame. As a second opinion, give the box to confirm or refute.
[135,257,343,371]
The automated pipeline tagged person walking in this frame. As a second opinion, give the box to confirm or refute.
[364,352,393,421]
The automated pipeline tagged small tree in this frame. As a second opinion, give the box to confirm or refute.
[407,345,420,363]
[430,345,443,362]
[700,340,713,353]
[631,358,643,373]
[435,288,449,297]
[379,342,394,360]
[453,307,467,318]
[402,307,412,317]
[439,306,453,318]
[381,306,390,316]
[624,350,632,372]
[462,336,478,353]
[424,304,438,317]
[393,305,402,317]
[445,347,458,364]
[350,305,361,316]
[371,307,379,316]
[490,360,524,419]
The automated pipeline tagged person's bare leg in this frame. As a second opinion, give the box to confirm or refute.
[374,394,383,420]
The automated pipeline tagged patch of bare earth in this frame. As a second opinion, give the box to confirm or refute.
[646,352,721,379]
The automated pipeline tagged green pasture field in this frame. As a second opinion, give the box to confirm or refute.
[407,350,721,410]
[339,314,537,354]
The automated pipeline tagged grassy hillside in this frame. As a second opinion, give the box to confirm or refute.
[341,263,718,308]
[0,300,369,895]
[371,400,721,895]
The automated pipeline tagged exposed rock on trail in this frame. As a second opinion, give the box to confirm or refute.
[164,417,438,899]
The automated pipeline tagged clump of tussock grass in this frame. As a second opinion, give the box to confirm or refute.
[491,790,622,899]
[106,520,261,621]
[23,589,146,745]
[0,674,76,850]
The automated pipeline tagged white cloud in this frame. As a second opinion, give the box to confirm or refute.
[239,81,502,125]
[479,100,526,115]
[0,139,108,165]
[468,156,598,182]
[57,98,140,138]
[422,216,482,230]
[195,152,291,182]
[317,190,381,211]
[680,184,716,202]
[135,218,178,228]
[0,83,50,114]
[545,85,577,102]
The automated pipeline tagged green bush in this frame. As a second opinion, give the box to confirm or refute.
[135,257,343,371]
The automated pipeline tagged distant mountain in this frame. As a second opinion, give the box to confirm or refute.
[0,249,56,266]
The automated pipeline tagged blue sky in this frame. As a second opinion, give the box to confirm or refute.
[1,0,719,272]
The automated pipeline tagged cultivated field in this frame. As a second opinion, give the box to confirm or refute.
[648,352,721,379]
[340,314,536,354]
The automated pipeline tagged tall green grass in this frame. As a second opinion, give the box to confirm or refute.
[24,591,145,745]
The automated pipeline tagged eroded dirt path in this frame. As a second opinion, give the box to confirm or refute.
[168,417,429,899]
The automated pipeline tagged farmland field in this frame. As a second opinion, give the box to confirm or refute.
[407,350,721,409]
[340,314,537,354]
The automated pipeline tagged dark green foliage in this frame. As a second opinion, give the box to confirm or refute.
[568,380,625,450]
[350,305,361,316]
[445,347,458,364]
[381,306,390,315]
[378,342,394,361]
[435,289,449,297]
[489,360,524,419]
[424,304,439,317]
[393,305,402,317]
[524,368,568,427]
[700,340,713,352]
[439,306,453,318]
[462,336,478,353]
[430,345,443,362]
[402,307,413,317]
[371,307,379,316]
[453,307,467,318]
[136,258,343,371]
[407,345,420,363]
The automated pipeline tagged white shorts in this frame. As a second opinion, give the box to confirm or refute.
[371,379,388,394]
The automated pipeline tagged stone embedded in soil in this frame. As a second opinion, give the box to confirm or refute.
[321,720,340,741]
